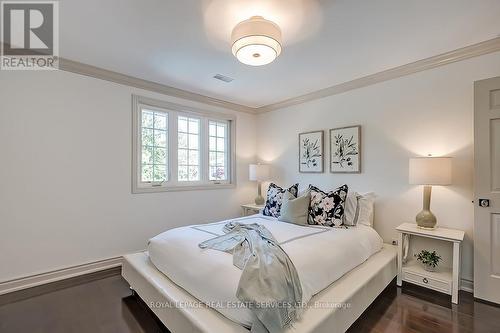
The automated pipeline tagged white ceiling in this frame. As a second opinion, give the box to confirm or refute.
[60,0,500,108]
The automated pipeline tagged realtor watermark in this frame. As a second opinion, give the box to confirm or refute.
[149,300,352,310]
[1,1,59,70]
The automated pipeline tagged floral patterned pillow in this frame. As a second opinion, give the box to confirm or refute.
[308,184,349,227]
[263,183,299,218]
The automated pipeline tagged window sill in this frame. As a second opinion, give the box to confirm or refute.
[132,183,236,194]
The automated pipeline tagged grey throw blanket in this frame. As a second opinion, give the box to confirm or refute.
[199,222,303,333]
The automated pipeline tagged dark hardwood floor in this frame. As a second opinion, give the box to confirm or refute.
[0,273,169,333]
[347,282,500,333]
[1,272,499,333]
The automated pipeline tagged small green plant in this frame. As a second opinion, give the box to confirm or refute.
[414,250,441,268]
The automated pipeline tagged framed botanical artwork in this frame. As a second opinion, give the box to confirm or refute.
[299,131,324,173]
[330,125,361,173]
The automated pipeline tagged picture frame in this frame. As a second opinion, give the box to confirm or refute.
[330,125,361,173]
[299,130,324,173]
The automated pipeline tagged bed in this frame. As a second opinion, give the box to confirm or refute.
[122,215,397,333]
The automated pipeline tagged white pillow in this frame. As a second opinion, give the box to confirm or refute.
[343,192,376,227]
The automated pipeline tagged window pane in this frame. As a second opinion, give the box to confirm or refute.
[217,167,225,180]
[217,125,225,137]
[178,133,188,149]
[209,123,216,136]
[209,152,216,165]
[209,137,216,151]
[189,150,199,165]
[141,164,153,182]
[142,128,154,146]
[154,114,167,130]
[207,120,229,182]
[209,166,216,181]
[154,130,167,147]
[178,116,200,182]
[217,138,225,152]
[178,149,188,165]
[189,134,199,149]
[178,117,188,132]
[153,147,167,164]
[142,110,154,128]
[139,108,169,185]
[153,165,167,181]
[178,166,188,181]
[188,166,199,181]
[189,119,199,134]
[141,146,153,164]
[209,166,226,181]
[217,152,225,166]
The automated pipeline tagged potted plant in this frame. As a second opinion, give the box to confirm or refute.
[414,250,441,272]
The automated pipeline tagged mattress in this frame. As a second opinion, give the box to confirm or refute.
[148,215,383,328]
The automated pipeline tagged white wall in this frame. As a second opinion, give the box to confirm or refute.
[256,52,500,283]
[2,52,499,286]
[0,70,257,282]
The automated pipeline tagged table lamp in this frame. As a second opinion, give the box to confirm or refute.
[249,164,270,205]
[409,157,452,229]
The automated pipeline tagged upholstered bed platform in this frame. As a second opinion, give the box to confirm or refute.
[122,244,397,333]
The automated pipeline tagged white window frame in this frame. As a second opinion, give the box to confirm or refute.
[132,95,236,193]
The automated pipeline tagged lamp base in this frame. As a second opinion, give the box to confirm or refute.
[254,181,265,205]
[416,209,437,229]
[254,195,265,206]
[415,185,437,229]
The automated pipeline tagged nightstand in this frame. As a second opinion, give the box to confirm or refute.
[396,223,465,304]
[241,203,264,216]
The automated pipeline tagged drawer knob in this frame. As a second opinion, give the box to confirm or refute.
[422,278,429,284]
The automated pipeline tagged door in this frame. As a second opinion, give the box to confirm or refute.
[474,76,500,304]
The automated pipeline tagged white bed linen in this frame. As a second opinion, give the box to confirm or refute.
[148,215,383,328]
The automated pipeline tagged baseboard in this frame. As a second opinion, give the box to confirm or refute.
[461,278,474,293]
[0,256,123,296]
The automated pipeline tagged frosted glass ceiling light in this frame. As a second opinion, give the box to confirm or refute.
[231,16,282,66]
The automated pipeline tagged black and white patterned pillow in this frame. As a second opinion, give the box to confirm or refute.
[308,184,349,227]
[263,183,299,218]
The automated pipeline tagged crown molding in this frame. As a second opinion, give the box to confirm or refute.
[3,38,500,115]
[255,37,500,113]
[58,58,257,114]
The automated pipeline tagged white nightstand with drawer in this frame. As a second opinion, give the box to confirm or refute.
[396,223,465,304]
[241,203,264,216]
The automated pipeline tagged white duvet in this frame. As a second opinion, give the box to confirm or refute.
[148,215,383,328]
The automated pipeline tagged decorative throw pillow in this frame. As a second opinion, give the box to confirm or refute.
[278,191,311,225]
[308,184,349,227]
[263,183,299,218]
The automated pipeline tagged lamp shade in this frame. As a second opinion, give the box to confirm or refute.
[409,157,452,185]
[249,164,270,181]
[231,16,282,66]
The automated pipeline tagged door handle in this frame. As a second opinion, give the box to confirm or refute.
[479,199,490,207]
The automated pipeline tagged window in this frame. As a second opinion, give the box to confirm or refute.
[178,116,200,181]
[132,95,235,193]
[140,109,168,183]
[209,120,228,181]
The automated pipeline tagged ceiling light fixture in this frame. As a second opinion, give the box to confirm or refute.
[231,16,282,66]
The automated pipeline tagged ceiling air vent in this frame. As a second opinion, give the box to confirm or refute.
[213,74,234,83]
